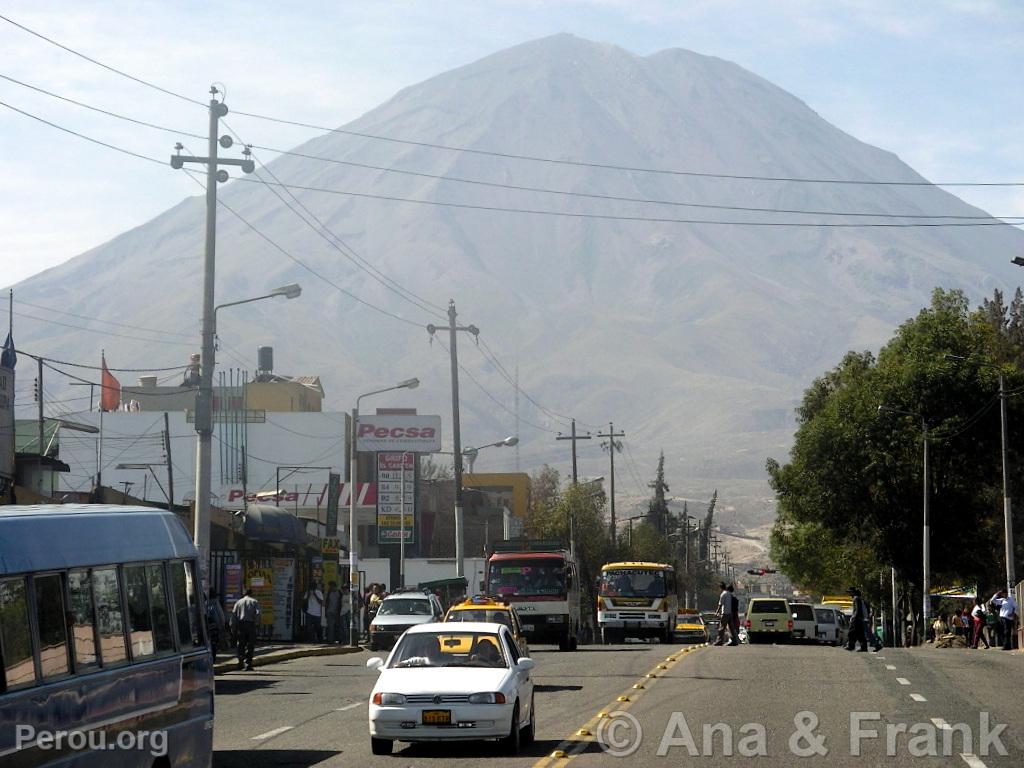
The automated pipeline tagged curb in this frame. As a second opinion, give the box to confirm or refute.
[214,644,363,674]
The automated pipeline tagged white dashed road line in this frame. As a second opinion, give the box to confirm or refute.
[885,664,896,670]
[252,726,294,740]
[960,754,988,768]
[335,703,362,712]
[909,693,927,702]
[896,677,911,685]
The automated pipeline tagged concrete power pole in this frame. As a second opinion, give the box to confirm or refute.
[427,300,478,578]
[597,423,625,545]
[556,419,591,484]
[171,86,254,586]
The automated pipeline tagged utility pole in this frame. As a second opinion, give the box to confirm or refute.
[998,371,1016,593]
[36,356,43,461]
[171,86,254,587]
[163,411,174,508]
[556,419,591,484]
[427,300,479,578]
[597,422,625,544]
[922,420,931,631]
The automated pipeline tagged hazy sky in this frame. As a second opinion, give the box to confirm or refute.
[2,0,1022,287]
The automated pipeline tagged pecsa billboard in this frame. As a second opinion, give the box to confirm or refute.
[355,414,442,452]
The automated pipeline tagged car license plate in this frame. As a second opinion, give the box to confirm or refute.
[521,624,534,631]
[763,620,775,627]
[422,710,451,725]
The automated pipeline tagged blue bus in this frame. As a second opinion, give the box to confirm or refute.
[0,505,213,767]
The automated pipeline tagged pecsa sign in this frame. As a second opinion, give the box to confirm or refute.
[355,414,442,452]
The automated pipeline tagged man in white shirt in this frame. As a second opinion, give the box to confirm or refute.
[713,583,735,646]
[991,589,1018,651]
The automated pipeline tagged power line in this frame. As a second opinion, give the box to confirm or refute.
[7,72,1022,222]
[0,14,205,108]
[10,306,194,346]
[4,296,195,339]
[473,339,575,427]
[18,350,188,372]
[217,125,447,318]
[179,169,431,328]
[233,176,1022,228]
[3,14,1021,189]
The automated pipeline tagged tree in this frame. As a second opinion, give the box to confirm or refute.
[767,288,1024,605]
[626,520,673,564]
[646,451,670,533]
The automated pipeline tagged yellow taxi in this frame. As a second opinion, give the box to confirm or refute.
[674,608,709,644]
[443,595,531,657]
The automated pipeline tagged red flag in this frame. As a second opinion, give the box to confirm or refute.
[100,353,121,412]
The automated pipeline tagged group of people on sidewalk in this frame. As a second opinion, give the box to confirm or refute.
[301,580,355,643]
[932,589,1018,650]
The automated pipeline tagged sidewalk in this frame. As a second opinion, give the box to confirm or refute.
[213,642,363,674]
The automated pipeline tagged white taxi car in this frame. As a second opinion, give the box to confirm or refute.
[366,622,536,755]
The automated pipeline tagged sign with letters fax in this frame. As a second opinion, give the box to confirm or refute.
[376,452,415,544]
[356,414,441,453]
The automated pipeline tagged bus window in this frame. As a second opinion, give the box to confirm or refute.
[92,567,127,666]
[146,564,174,654]
[67,570,99,669]
[124,565,155,658]
[171,561,203,649]
[0,577,35,690]
[34,573,71,680]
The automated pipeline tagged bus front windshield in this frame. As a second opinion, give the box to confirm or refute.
[488,559,566,597]
[599,568,668,598]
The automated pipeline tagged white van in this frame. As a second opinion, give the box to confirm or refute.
[813,605,842,645]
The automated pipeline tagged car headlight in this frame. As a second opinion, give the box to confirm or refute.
[468,692,506,704]
[372,692,406,705]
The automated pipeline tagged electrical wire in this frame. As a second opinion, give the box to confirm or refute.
[3,14,1021,188]
[3,296,195,340]
[9,306,194,346]
[8,70,1020,222]
[18,350,188,372]
[232,176,1022,228]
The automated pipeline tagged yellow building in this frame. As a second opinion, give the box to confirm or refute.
[245,376,324,412]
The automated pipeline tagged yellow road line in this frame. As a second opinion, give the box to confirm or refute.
[531,643,707,768]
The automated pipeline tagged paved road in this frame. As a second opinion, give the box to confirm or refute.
[212,642,1023,767]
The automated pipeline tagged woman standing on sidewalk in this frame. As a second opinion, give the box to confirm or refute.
[970,597,990,649]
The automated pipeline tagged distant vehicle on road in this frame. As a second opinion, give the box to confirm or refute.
[444,595,530,657]
[744,597,793,643]
[0,505,212,767]
[789,602,817,641]
[673,609,708,644]
[596,561,677,644]
[813,605,843,645]
[486,540,580,651]
[366,622,536,755]
[368,589,444,651]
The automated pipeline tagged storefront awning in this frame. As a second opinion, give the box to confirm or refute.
[242,503,313,547]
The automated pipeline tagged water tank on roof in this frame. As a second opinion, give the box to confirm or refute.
[257,346,274,375]
[138,375,158,388]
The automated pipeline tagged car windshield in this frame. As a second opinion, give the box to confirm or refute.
[388,632,508,669]
[599,568,668,598]
[377,598,432,616]
[792,604,815,621]
[447,609,512,627]
[750,600,788,614]
[814,609,836,623]
[677,614,703,625]
[488,559,566,597]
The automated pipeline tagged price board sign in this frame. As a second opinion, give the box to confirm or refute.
[376,452,415,544]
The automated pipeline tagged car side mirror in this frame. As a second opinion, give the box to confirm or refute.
[366,657,384,671]
[516,658,536,671]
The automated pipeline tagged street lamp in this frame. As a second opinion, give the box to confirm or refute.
[462,435,518,473]
[945,354,1016,594]
[878,404,931,636]
[194,283,302,588]
[348,377,420,647]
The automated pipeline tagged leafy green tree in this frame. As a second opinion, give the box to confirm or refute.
[768,288,1024,606]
